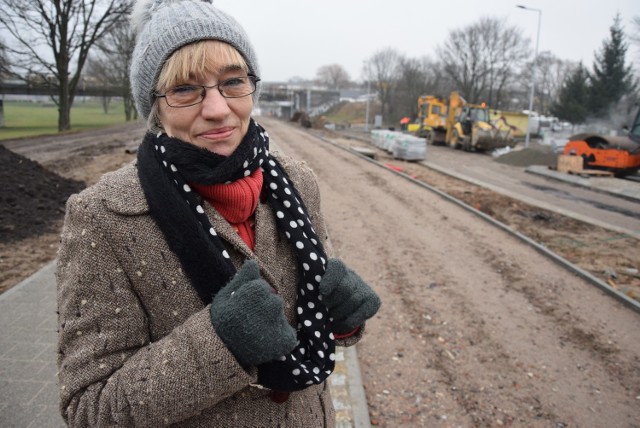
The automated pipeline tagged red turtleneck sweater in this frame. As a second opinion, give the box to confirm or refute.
[190,169,263,250]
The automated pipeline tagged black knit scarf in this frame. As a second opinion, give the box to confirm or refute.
[137,119,335,392]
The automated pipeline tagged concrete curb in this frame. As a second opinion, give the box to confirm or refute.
[420,161,640,240]
[342,346,372,428]
[525,165,640,203]
[330,346,371,428]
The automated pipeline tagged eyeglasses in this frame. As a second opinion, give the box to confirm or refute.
[154,75,260,108]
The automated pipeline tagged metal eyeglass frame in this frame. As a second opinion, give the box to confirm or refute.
[154,75,261,108]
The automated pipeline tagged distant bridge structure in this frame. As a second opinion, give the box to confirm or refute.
[0,81,125,98]
[0,81,340,120]
[258,84,340,119]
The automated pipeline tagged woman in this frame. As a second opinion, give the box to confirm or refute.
[56,0,380,426]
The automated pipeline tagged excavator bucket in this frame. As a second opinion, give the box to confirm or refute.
[473,127,514,150]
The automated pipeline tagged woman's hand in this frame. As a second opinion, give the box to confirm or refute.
[319,259,381,334]
[210,260,297,367]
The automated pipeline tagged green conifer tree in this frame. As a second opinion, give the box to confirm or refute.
[550,64,591,124]
[588,14,636,116]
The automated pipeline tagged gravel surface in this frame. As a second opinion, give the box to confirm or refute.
[1,117,639,427]
[262,117,640,427]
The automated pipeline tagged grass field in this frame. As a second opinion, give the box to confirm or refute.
[321,100,383,126]
[0,99,130,140]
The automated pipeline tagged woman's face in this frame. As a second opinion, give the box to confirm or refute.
[157,45,253,157]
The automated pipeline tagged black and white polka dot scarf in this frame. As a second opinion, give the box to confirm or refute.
[137,119,335,392]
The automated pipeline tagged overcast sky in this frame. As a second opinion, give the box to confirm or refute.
[216,0,639,83]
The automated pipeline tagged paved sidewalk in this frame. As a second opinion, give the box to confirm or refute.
[0,262,370,427]
[0,262,63,428]
[526,165,640,202]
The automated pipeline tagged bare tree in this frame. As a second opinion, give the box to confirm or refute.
[84,57,114,114]
[540,56,577,115]
[437,16,529,106]
[517,52,576,114]
[316,64,351,91]
[86,15,136,121]
[437,21,487,103]
[392,56,445,122]
[479,17,529,108]
[0,0,131,131]
[0,39,8,76]
[363,47,402,122]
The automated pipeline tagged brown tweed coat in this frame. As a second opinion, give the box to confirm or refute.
[56,152,362,427]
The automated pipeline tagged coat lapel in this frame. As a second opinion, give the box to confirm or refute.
[102,163,149,215]
[205,201,281,289]
[104,162,284,291]
[204,203,252,259]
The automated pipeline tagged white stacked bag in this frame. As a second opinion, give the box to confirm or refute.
[371,130,427,161]
[371,129,398,152]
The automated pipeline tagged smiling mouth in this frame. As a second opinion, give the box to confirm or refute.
[200,127,234,140]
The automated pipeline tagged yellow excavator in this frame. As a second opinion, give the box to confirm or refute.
[444,91,515,151]
[411,95,448,145]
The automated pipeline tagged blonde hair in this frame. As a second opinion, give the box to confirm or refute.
[148,40,250,132]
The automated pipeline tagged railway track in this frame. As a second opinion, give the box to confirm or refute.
[313,129,640,313]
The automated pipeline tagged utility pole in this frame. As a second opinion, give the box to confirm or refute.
[517,4,542,148]
[364,79,370,132]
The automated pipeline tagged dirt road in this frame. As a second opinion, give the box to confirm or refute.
[260,117,640,427]
[1,122,144,165]
[2,117,639,427]
[421,144,640,235]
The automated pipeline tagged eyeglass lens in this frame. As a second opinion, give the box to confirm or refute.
[165,77,256,107]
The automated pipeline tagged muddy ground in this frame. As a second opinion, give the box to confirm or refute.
[374,154,640,302]
[0,123,142,293]
[1,118,639,427]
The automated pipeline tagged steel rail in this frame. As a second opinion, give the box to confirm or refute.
[313,132,640,314]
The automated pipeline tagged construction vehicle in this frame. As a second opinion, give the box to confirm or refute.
[444,91,516,151]
[410,95,448,145]
[490,109,529,139]
[562,107,640,177]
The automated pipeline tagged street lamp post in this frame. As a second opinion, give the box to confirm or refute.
[364,79,371,132]
[517,4,541,148]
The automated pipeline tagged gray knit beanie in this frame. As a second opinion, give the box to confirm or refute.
[129,0,260,120]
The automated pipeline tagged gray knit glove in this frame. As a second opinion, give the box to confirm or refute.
[319,258,381,334]
[210,260,298,368]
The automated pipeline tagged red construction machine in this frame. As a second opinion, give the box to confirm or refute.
[563,107,640,177]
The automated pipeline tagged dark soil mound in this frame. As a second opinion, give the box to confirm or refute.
[0,144,85,243]
[494,147,558,167]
